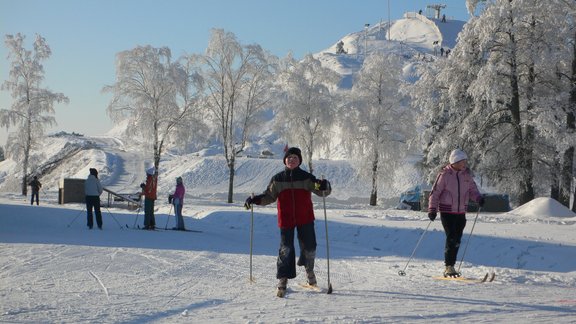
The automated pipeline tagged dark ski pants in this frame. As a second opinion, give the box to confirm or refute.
[31,190,39,205]
[440,213,467,266]
[277,222,317,279]
[86,195,102,229]
[144,198,156,228]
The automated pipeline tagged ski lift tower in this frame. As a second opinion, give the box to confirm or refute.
[426,4,446,19]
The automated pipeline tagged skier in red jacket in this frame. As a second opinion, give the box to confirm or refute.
[245,147,331,296]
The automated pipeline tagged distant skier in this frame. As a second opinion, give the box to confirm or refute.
[336,40,346,54]
[244,147,332,297]
[85,168,104,229]
[28,176,42,206]
[428,149,484,277]
[141,167,158,230]
[171,176,186,231]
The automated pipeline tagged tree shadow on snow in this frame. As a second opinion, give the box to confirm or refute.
[1,203,574,273]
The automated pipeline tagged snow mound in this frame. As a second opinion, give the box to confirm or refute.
[509,197,576,218]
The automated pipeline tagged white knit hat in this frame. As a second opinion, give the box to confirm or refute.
[449,149,468,164]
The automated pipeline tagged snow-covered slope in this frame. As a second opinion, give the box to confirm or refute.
[316,12,465,88]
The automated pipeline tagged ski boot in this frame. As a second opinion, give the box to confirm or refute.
[276,278,288,297]
[306,270,317,286]
[444,265,460,278]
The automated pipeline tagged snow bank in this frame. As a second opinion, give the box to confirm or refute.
[508,197,576,218]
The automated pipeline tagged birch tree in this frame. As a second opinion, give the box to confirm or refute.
[195,29,275,203]
[341,54,412,206]
[276,54,340,173]
[104,45,203,174]
[0,33,69,195]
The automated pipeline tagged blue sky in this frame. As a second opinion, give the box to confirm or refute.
[0,0,472,146]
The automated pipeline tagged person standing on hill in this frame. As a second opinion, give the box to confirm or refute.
[244,147,332,297]
[29,176,42,206]
[171,176,186,231]
[428,149,484,277]
[141,167,158,230]
[85,168,103,230]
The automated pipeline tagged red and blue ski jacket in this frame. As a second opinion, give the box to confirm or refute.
[258,167,331,229]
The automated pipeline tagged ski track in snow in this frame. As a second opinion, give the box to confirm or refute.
[89,270,110,300]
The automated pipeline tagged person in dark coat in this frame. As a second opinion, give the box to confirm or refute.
[29,176,42,206]
[244,147,332,296]
[84,168,104,229]
[141,167,158,230]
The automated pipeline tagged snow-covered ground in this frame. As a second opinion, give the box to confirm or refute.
[1,166,576,322]
[1,13,576,323]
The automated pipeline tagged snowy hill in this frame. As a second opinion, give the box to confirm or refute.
[316,12,464,88]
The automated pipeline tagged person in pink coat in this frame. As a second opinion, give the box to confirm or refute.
[172,177,186,231]
[428,149,484,277]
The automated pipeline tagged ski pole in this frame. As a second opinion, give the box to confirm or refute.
[457,206,482,273]
[321,176,333,294]
[132,200,142,229]
[105,206,124,229]
[164,204,173,230]
[398,220,432,276]
[249,193,255,283]
[67,206,85,227]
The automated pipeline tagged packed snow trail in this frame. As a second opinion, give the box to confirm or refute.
[90,136,147,193]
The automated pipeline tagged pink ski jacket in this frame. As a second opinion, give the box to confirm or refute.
[428,165,482,214]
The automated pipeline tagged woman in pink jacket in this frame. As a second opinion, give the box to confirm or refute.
[172,177,186,231]
[428,149,484,277]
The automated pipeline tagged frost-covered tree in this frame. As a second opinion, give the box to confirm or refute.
[0,33,69,195]
[195,29,275,203]
[342,53,412,206]
[104,45,203,174]
[535,0,576,210]
[409,0,570,205]
[276,54,340,173]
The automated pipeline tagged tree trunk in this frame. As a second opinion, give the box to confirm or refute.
[369,149,378,206]
[573,179,576,213]
[560,146,574,207]
[21,116,32,196]
[550,156,560,201]
[508,29,534,205]
[227,157,235,203]
[561,38,576,208]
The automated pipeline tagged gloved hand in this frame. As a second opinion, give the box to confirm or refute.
[315,179,329,191]
[244,195,263,210]
[478,197,485,207]
[140,183,146,189]
[428,212,437,221]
